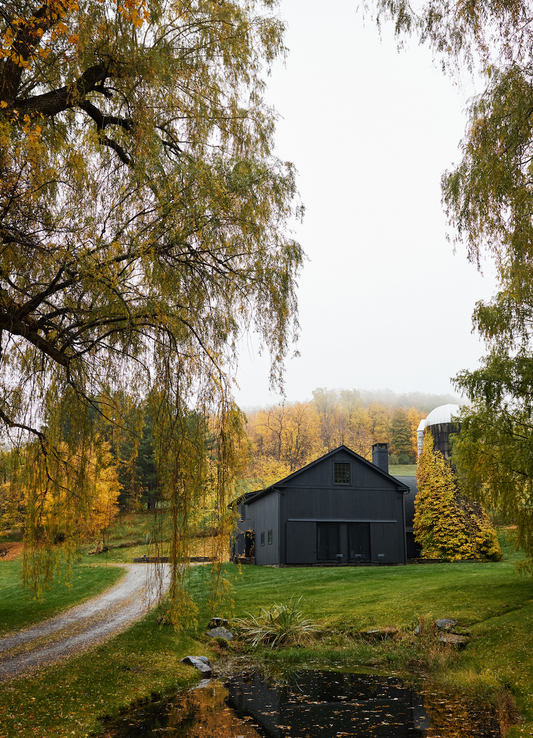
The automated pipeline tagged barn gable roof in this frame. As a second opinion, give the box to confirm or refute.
[243,445,409,506]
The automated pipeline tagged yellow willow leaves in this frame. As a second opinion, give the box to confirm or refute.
[23,438,120,541]
[0,0,148,73]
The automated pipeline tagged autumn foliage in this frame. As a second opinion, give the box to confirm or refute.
[241,389,428,490]
[414,432,502,561]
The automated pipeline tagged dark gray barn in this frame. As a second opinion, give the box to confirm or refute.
[233,445,409,566]
[397,476,422,559]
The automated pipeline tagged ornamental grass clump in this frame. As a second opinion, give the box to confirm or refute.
[233,598,319,648]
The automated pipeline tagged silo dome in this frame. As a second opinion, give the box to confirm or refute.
[425,404,461,427]
[423,403,462,459]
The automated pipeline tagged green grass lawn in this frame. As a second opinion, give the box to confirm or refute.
[0,608,203,738]
[0,561,124,636]
[1,530,533,737]
[389,463,417,477]
[185,533,533,737]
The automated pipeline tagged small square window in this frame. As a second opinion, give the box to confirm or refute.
[261,532,265,546]
[268,530,273,544]
[334,462,351,484]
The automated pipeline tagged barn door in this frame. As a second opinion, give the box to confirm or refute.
[286,521,316,564]
[348,523,371,563]
[317,523,341,561]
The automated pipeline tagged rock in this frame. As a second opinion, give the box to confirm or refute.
[207,626,233,641]
[180,656,213,677]
[360,628,399,640]
[438,633,469,648]
[194,656,211,665]
[415,618,458,635]
[434,618,458,631]
[194,678,212,689]
[208,617,229,629]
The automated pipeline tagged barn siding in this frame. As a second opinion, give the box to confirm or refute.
[249,490,280,566]
[282,486,401,522]
[286,521,316,563]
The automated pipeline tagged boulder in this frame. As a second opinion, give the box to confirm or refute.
[207,626,233,641]
[414,618,458,635]
[180,656,213,677]
[434,618,458,631]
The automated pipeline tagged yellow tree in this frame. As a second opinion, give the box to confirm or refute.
[252,405,289,462]
[283,402,321,470]
[337,391,373,459]
[312,388,340,452]
[0,0,303,602]
[244,406,292,489]
[0,435,121,591]
[368,402,392,446]
[345,406,373,460]
[414,432,502,561]
[0,447,25,533]
[248,402,320,474]
[312,388,371,453]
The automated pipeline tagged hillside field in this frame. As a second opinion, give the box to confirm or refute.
[0,526,531,737]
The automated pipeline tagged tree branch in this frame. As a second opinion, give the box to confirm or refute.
[0,307,69,366]
[14,63,109,117]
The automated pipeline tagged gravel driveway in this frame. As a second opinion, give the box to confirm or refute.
[0,563,170,682]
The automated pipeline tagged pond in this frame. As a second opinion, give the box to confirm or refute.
[101,669,502,737]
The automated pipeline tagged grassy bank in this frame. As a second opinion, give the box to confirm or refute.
[187,536,533,736]
[0,608,204,738]
[78,511,224,564]
[0,561,124,636]
[0,530,532,736]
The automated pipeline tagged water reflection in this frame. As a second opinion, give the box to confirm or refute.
[101,669,501,738]
[102,681,261,737]
[227,670,429,737]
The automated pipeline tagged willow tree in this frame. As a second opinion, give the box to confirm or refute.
[0,0,303,610]
[371,0,533,568]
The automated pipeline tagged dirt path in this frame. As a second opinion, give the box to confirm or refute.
[0,563,170,682]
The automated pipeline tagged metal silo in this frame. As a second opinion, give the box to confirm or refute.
[423,403,461,459]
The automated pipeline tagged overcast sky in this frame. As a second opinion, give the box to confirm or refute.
[233,0,497,409]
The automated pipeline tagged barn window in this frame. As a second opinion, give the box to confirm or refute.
[334,462,351,484]
[261,532,265,546]
[268,530,273,544]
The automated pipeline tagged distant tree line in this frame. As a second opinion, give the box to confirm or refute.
[240,388,448,490]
